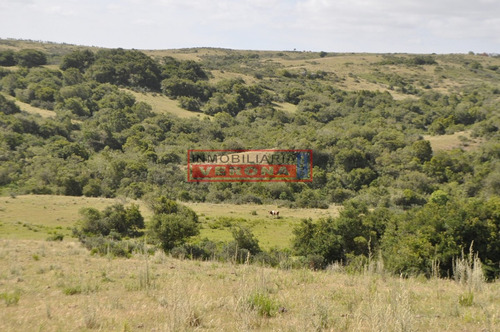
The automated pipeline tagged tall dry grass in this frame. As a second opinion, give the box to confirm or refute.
[0,239,498,331]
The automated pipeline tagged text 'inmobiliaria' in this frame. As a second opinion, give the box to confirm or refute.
[187,149,313,182]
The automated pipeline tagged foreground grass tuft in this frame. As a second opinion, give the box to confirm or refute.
[0,290,20,306]
[247,291,280,317]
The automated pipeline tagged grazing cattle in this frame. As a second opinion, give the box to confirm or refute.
[269,210,279,217]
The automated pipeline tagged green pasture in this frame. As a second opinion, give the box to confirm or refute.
[0,195,341,249]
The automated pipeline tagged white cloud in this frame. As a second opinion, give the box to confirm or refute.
[0,0,498,52]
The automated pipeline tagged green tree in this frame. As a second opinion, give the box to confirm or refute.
[412,140,433,162]
[87,49,161,90]
[292,217,343,263]
[336,148,369,172]
[60,49,95,72]
[0,50,16,66]
[15,49,47,67]
[381,197,500,279]
[0,94,21,115]
[231,225,261,255]
[77,204,144,238]
[148,197,199,251]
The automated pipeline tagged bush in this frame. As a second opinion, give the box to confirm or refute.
[247,292,279,317]
[458,292,474,307]
[231,225,261,255]
[178,96,202,112]
[305,254,326,270]
[0,290,21,306]
[76,204,144,238]
[74,204,145,257]
[0,94,21,115]
[46,233,64,241]
[148,197,200,252]
[79,235,143,257]
[0,50,16,66]
[63,286,82,296]
[170,245,188,259]
[60,49,95,72]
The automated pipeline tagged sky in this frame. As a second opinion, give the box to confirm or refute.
[1,0,499,53]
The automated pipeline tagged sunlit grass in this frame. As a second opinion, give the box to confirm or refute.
[124,89,209,119]
[0,239,498,331]
[1,92,56,118]
[0,195,340,248]
[423,130,484,152]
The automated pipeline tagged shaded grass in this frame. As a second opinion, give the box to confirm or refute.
[274,101,298,113]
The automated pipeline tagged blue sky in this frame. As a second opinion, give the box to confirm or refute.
[1,0,499,53]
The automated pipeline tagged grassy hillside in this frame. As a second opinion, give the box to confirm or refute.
[3,40,499,95]
[0,39,499,280]
[423,130,484,152]
[0,238,498,331]
[124,89,208,119]
[0,92,56,118]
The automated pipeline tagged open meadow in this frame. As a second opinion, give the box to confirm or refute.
[0,195,341,249]
[0,238,498,331]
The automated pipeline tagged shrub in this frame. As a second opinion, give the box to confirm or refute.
[247,292,279,317]
[0,94,21,115]
[148,197,200,252]
[63,286,82,296]
[15,49,47,67]
[76,204,144,238]
[305,254,326,270]
[0,50,16,66]
[79,236,143,258]
[171,239,219,261]
[0,290,21,306]
[46,233,64,241]
[458,292,474,307]
[231,225,261,255]
[178,96,202,112]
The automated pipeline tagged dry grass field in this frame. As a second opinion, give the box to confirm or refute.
[1,92,56,119]
[0,239,498,331]
[423,131,484,152]
[124,89,209,119]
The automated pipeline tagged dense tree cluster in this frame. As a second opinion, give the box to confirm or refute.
[0,49,47,67]
[293,197,500,279]
[73,203,145,257]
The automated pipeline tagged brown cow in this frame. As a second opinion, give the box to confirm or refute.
[269,210,279,217]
